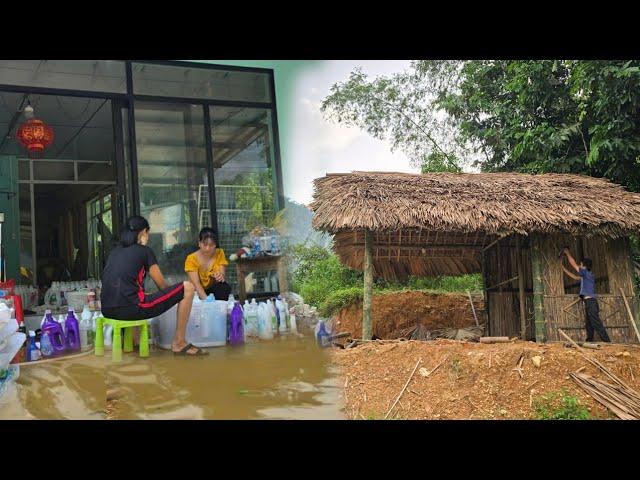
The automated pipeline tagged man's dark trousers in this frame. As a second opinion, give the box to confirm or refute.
[584,298,611,342]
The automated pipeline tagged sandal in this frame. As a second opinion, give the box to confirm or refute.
[173,343,209,356]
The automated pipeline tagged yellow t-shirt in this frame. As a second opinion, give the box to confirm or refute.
[184,249,228,289]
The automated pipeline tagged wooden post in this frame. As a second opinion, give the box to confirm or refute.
[530,235,546,343]
[481,250,491,336]
[516,236,527,340]
[625,237,640,340]
[363,229,373,340]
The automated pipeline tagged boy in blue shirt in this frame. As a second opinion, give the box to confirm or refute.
[561,248,611,342]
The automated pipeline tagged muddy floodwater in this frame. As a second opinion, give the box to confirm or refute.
[0,336,345,420]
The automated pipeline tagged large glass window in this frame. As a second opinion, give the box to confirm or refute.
[210,106,278,293]
[132,63,271,103]
[135,101,208,279]
[0,60,127,93]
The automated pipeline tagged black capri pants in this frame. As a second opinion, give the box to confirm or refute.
[102,282,185,320]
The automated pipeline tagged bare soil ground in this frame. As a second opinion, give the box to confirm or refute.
[333,291,484,339]
[332,339,640,420]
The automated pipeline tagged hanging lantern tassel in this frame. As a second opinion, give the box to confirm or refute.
[16,119,55,158]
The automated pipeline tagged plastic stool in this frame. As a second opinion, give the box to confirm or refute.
[94,317,150,362]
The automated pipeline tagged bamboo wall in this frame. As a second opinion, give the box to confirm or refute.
[484,235,535,339]
[536,234,639,343]
[484,233,639,343]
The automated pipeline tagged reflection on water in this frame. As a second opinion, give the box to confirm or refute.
[0,336,344,420]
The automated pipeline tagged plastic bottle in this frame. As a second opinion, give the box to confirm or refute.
[246,299,258,337]
[40,331,54,357]
[315,321,331,348]
[26,330,40,362]
[41,310,66,355]
[88,290,96,310]
[258,302,273,340]
[252,238,261,257]
[80,306,92,351]
[90,311,100,344]
[229,302,244,346]
[265,299,276,333]
[58,314,66,336]
[104,324,113,349]
[64,308,81,352]
[275,296,287,333]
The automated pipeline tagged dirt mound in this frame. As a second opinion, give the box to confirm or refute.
[333,291,485,339]
[332,340,640,420]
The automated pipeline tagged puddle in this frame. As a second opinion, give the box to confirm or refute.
[0,336,345,420]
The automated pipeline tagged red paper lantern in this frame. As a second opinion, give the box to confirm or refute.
[16,118,55,158]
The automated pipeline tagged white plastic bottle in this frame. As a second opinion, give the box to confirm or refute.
[58,314,66,336]
[275,297,287,333]
[80,306,92,350]
[104,323,113,349]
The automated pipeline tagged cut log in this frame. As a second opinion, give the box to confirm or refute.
[479,336,510,344]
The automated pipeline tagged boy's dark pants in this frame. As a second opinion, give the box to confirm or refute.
[584,298,611,342]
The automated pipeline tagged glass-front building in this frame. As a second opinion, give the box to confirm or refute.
[0,60,284,293]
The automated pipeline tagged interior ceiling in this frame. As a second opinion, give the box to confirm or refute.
[0,91,113,162]
[0,90,270,182]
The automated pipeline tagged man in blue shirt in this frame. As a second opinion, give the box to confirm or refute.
[561,248,611,342]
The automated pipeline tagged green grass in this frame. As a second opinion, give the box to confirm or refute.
[288,244,483,316]
[533,389,592,420]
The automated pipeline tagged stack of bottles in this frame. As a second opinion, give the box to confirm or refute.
[238,227,289,259]
[29,306,102,361]
[43,280,102,311]
[230,294,297,343]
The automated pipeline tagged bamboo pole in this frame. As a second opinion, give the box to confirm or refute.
[363,229,373,341]
[530,235,546,342]
[516,236,527,340]
[620,287,640,343]
[467,290,479,327]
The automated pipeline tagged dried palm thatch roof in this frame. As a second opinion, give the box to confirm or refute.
[311,171,640,237]
[311,172,640,280]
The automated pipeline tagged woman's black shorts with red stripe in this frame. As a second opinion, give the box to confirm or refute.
[102,282,185,320]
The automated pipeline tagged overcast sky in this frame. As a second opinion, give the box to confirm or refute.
[284,61,417,205]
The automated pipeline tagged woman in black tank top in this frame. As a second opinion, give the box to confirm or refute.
[101,216,207,356]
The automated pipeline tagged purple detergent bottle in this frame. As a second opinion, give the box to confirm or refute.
[229,302,244,346]
[42,309,66,355]
[64,308,81,352]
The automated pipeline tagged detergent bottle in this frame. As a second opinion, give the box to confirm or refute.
[64,308,81,352]
[80,306,92,351]
[275,296,288,333]
[229,302,244,346]
[42,310,66,355]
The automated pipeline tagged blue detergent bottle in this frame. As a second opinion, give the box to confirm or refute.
[316,321,330,348]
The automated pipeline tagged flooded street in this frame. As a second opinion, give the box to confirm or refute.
[0,336,345,420]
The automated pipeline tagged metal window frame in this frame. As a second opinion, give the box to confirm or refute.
[1,60,285,280]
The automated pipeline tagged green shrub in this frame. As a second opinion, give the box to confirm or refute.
[288,244,483,312]
[319,287,364,317]
[533,389,591,420]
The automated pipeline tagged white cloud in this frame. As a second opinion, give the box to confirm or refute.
[284,60,417,205]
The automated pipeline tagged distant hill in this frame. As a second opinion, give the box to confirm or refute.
[275,197,333,249]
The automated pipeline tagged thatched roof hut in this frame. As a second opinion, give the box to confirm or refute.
[311,171,640,343]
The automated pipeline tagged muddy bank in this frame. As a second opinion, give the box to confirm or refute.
[333,291,485,339]
[332,339,640,419]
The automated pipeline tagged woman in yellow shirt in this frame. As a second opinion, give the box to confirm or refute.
[184,228,231,300]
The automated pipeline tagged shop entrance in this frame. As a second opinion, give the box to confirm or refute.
[0,91,125,287]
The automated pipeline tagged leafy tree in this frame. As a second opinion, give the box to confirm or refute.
[322,60,640,191]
